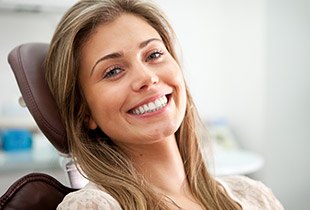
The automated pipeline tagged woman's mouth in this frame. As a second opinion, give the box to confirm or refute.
[129,95,169,115]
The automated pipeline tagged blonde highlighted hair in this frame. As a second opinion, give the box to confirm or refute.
[45,0,241,209]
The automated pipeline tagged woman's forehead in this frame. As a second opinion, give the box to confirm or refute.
[79,14,162,69]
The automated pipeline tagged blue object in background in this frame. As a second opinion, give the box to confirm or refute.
[2,129,32,152]
[0,129,3,150]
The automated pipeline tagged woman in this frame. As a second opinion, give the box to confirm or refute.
[45,0,284,209]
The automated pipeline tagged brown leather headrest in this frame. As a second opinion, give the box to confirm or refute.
[8,43,68,154]
[0,173,76,210]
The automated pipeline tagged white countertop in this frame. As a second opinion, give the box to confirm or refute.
[213,148,264,176]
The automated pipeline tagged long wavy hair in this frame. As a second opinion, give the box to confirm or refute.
[45,0,241,209]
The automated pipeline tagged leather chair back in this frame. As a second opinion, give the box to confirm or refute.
[0,173,76,210]
[7,43,68,154]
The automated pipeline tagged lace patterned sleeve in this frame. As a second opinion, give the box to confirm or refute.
[217,175,285,210]
[57,187,122,210]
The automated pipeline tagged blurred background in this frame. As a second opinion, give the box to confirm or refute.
[0,0,309,209]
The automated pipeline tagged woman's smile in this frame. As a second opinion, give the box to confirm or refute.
[128,94,170,115]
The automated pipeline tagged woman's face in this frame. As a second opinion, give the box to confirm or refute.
[79,14,186,147]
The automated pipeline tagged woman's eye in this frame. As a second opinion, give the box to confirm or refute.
[103,66,123,79]
[146,51,163,62]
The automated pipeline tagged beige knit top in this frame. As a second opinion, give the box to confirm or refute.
[57,175,284,210]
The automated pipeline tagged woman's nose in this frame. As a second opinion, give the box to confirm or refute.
[131,63,159,91]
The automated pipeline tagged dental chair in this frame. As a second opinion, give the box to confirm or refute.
[0,43,86,210]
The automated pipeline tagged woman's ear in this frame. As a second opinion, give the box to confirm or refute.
[86,115,98,130]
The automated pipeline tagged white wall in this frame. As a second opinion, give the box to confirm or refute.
[264,0,310,209]
[0,0,309,209]
[0,10,61,116]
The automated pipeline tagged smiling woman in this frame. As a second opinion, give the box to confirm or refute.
[44,0,284,210]
[79,13,186,146]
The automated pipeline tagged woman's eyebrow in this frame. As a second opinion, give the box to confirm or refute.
[90,38,163,76]
[90,52,123,76]
[139,38,163,48]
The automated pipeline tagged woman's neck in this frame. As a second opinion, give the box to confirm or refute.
[118,136,204,210]
[122,135,188,195]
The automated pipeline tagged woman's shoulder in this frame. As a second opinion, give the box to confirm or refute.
[57,182,122,210]
[216,175,284,210]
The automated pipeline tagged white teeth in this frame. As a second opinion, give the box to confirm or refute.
[131,95,168,115]
[143,104,149,112]
[155,99,161,107]
[163,96,168,104]
[139,106,145,114]
[148,102,156,110]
